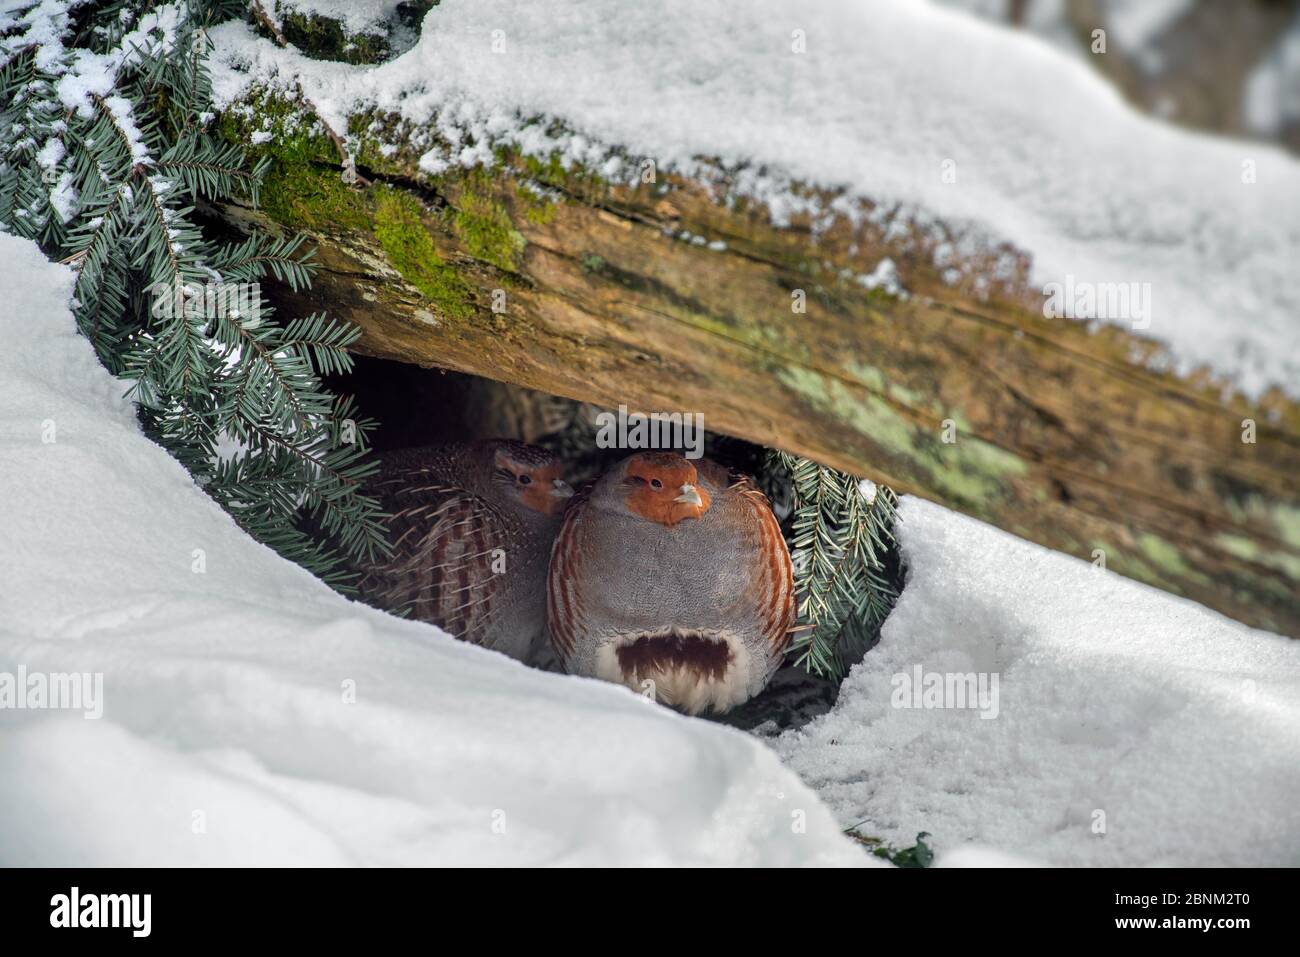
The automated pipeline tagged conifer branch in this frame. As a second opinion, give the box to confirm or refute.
[767,451,902,679]
[0,0,388,588]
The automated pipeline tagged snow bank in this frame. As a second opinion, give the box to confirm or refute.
[3,224,1297,867]
[272,0,408,38]
[209,0,1300,397]
[0,233,865,867]
[775,497,1300,867]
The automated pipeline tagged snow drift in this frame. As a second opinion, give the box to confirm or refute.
[776,497,1300,867]
[0,233,864,867]
[209,0,1300,397]
[2,222,1298,866]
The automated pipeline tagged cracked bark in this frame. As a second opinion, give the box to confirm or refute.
[216,154,1300,637]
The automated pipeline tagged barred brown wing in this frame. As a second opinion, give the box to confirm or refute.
[360,471,504,643]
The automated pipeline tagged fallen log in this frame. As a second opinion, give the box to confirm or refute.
[213,98,1300,638]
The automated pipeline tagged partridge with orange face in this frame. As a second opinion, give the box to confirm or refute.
[358,440,572,662]
[547,452,795,714]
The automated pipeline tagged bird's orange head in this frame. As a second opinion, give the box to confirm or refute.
[621,452,711,526]
[490,442,573,516]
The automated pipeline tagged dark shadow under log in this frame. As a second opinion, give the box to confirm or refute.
[213,141,1300,637]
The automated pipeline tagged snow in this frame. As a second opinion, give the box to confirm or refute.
[273,0,408,38]
[856,258,908,298]
[33,137,78,222]
[34,136,64,170]
[775,496,1300,867]
[2,1,183,229]
[2,227,1297,866]
[98,94,151,164]
[0,0,76,74]
[0,232,866,867]
[934,845,1038,868]
[207,0,1300,398]
[47,3,186,118]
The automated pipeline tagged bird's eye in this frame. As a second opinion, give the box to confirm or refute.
[650,478,662,489]
[518,474,532,485]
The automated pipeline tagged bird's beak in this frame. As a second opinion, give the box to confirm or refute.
[674,483,704,506]
[551,479,575,499]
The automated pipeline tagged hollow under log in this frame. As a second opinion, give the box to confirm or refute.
[212,105,1300,638]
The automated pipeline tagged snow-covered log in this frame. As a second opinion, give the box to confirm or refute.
[207,2,1300,637]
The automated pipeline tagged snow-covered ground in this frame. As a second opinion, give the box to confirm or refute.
[3,229,1297,866]
[209,0,1300,397]
[776,498,1300,867]
[0,233,865,867]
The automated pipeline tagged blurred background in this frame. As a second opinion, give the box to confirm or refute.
[941,0,1300,154]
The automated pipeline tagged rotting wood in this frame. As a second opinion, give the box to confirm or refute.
[212,117,1300,637]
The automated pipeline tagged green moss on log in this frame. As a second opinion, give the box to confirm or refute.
[216,86,366,231]
[216,86,337,166]
[268,2,391,64]
[373,186,476,320]
[451,173,527,272]
[262,163,371,232]
[778,364,1027,508]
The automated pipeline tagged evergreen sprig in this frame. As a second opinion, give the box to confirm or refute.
[769,451,901,678]
[0,0,388,587]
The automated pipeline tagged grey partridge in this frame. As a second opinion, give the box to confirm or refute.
[359,440,572,662]
[547,451,794,713]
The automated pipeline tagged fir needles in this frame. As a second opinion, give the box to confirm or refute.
[770,450,900,679]
[0,0,387,587]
